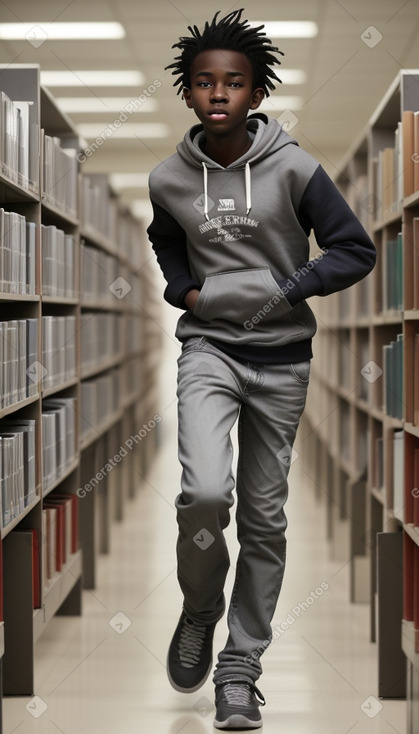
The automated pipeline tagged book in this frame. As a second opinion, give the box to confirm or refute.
[413,449,419,529]
[41,224,75,298]
[42,135,78,219]
[43,398,77,474]
[13,100,30,188]
[45,496,73,562]
[414,111,419,193]
[25,221,36,295]
[17,319,26,402]
[0,435,13,526]
[0,419,36,507]
[26,318,38,398]
[394,122,403,213]
[403,110,416,198]
[65,316,76,381]
[0,210,27,295]
[41,411,57,491]
[403,532,415,622]
[384,234,403,311]
[43,506,58,582]
[374,436,384,490]
[414,334,419,425]
[43,499,64,571]
[0,431,24,527]
[383,335,403,419]
[393,430,404,522]
[81,173,117,243]
[0,210,28,295]
[65,234,76,298]
[53,493,78,554]
[413,218,419,311]
[0,93,38,191]
[42,315,76,391]
[381,147,395,220]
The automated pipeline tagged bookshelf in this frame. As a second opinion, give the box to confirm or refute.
[300,70,419,730]
[0,64,161,724]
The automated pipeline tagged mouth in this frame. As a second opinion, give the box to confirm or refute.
[208,109,229,120]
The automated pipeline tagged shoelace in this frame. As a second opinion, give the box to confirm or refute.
[221,682,266,707]
[178,617,206,668]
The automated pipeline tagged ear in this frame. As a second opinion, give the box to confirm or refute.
[182,87,193,108]
[249,88,265,111]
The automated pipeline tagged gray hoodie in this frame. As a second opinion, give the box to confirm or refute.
[148,114,375,353]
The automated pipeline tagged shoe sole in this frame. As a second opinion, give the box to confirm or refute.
[213,713,263,729]
[166,652,213,694]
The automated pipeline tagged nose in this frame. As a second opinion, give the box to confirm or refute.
[210,83,228,102]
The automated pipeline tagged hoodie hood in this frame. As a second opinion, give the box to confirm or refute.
[177,113,298,170]
[176,114,299,219]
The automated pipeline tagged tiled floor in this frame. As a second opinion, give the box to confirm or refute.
[3,310,406,733]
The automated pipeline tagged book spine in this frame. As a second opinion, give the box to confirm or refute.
[403,532,414,622]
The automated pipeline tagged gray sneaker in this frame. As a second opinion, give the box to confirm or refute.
[214,677,266,729]
[167,611,217,693]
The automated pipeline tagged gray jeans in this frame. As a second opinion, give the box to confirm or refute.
[175,336,310,682]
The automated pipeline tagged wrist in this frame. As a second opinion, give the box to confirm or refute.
[184,288,200,311]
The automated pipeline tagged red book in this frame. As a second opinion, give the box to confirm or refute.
[53,494,78,554]
[414,449,419,528]
[44,501,65,571]
[414,333,419,422]
[403,532,414,621]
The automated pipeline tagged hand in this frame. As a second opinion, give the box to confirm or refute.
[184,288,200,311]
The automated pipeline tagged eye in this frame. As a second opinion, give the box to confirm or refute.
[230,82,243,88]
[197,81,212,88]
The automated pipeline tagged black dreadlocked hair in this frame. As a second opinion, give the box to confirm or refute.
[165,8,284,97]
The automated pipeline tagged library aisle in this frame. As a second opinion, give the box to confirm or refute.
[3,311,406,734]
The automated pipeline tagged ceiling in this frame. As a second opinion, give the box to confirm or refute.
[1,0,419,221]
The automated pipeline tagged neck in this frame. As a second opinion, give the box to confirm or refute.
[202,128,252,167]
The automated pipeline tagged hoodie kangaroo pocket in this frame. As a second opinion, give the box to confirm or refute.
[193,268,291,325]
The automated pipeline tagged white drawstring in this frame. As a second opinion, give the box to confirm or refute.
[245,161,252,215]
[202,161,209,221]
[201,160,252,219]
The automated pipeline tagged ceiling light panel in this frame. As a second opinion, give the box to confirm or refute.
[109,174,150,189]
[77,122,169,139]
[277,70,307,85]
[0,22,125,40]
[55,97,158,113]
[41,71,144,87]
[250,21,318,38]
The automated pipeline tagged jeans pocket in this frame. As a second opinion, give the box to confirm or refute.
[289,360,311,384]
[178,336,206,360]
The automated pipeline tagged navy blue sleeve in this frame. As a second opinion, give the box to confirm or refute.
[147,199,200,309]
[278,166,376,306]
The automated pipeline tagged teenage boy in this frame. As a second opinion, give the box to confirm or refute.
[147,9,375,730]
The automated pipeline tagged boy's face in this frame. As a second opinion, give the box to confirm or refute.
[183,49,264,134]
